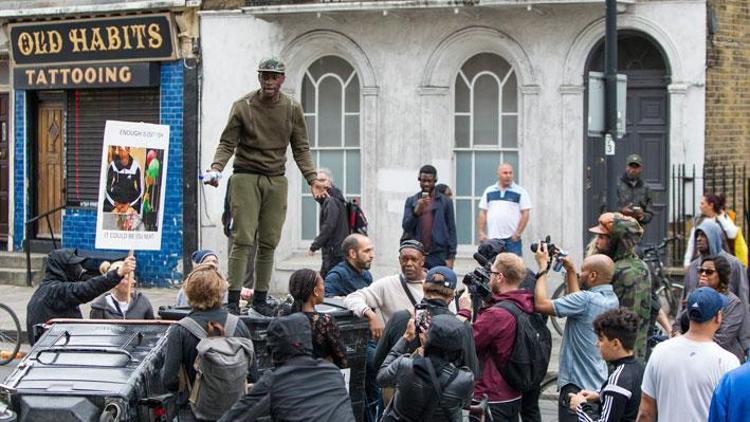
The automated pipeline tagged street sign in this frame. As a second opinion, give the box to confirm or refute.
[605,134,615,156]
[587,71,627,138]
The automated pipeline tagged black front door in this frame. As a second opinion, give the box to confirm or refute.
[583,34,670,247]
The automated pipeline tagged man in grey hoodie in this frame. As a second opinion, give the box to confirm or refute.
[679,219,748,314]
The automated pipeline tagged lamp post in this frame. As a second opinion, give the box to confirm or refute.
[604,0,618,211]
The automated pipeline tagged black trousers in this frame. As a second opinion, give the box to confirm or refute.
[320,247,343,279]
[469,399,521,422]
[558,383,582,422]
[521,386,542,422]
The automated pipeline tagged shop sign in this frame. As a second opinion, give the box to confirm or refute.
[9,14,176,66]
[14,63,160,90]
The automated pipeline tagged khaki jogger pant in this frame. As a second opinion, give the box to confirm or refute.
[227,173,288,293]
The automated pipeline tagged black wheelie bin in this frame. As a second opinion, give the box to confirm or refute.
[0,319,176,422]
[158,298,370,421]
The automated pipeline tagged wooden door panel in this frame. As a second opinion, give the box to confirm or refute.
[36,103,64,238]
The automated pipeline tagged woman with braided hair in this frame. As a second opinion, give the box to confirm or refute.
[280,268,348,368]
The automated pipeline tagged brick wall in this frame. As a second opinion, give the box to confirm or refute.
[13,90,25,251]
[705,0,750,229]
[61,61,185,287]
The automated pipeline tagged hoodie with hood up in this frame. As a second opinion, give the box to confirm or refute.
[608,215,653,361]
[26,249,122,344]
[219,314,355,422]
[472,289,535,402]
[682,220,749,312]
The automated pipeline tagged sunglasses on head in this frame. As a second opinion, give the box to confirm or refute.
[698,267,716,276]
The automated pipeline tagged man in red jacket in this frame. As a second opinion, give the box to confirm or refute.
[467,252,536,421]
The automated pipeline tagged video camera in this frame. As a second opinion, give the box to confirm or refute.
[530,235,568,272]
[461,239,505,320]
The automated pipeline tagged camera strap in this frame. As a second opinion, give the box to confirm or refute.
[399,275,418,307]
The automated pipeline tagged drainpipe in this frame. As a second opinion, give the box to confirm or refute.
[604,0,618,212]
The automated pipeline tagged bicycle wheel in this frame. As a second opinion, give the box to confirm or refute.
[656,280,684,318]
[539,375,559,401]
[0,303,21,366]
[550,283,567,336]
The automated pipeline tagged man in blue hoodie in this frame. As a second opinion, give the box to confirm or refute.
[679,219,748,317]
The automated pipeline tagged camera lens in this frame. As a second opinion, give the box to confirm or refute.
[530,242,539,252]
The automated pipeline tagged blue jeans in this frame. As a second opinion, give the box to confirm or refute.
[425,250,448,269]
[502,238,523,257]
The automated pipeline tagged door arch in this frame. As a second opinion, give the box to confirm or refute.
[583,32,670,246]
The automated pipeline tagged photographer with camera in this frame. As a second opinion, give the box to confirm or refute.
[373,266,478,375]
[377,315,475,422]
[459,252,549,421]
[532,242,619,422]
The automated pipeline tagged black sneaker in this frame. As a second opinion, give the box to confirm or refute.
[251,300,277,317]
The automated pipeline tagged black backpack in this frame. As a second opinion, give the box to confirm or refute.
[345,198,368,235]
[494,301,552,393]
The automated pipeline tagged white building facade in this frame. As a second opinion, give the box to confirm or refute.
[198,1,706,292]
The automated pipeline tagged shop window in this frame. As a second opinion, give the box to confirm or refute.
[454,53,519,245]
[300,56,361,240]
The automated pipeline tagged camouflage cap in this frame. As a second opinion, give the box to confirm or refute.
[257,56,286,74]
[626,154,643,166]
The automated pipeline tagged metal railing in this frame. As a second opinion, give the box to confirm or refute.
[670,163,748,266]
[24,205,65,286]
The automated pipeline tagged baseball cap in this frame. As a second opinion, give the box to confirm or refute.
[191,249,218,265]
[626,154,643,166]
[589,212,616,235]
[257,56,286,74]
[399,239,425,254]
[425,266,457,290]
[686,287,728,323]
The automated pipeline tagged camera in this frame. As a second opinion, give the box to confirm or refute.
[530,235,568,272]
[461,239,507,317]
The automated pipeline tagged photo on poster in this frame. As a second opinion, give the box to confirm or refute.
[95,120,169,251]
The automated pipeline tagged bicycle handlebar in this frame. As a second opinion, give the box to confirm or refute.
[640,236,681,256]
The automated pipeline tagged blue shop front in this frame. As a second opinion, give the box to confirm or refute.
[8,13,195,286]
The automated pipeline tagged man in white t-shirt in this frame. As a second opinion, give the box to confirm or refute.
[638,287,740,422]
[477,163,531,256]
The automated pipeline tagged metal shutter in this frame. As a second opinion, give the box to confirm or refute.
[66,88,159,207]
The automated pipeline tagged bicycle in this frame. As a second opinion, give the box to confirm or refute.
[639,236,684,318]
[0,302,21,366]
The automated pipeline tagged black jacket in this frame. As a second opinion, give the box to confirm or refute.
[377,338,474,422]
[575,356,644,422]
[162,308,254,393]
[89,291,155,320]
[373,298,479,377]
[26,249,123,345]
[219,314,355,422]
[310,186,349,252]
[616,173,653,225]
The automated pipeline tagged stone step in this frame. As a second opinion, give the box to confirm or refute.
[0,252,46,269]
[0,267,43,287]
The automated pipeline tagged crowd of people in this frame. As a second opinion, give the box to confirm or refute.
[21,55,750,422]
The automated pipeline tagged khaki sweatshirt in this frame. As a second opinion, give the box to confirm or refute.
[211,90,317,184]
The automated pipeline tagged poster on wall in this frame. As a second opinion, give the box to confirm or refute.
[95,120,169,251]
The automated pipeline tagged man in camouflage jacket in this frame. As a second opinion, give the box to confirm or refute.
[590,212,653,361]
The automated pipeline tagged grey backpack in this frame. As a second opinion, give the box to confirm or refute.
[178,314,255,421]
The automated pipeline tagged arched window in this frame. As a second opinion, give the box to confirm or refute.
[453,53,519,245]
[300,56,361,240]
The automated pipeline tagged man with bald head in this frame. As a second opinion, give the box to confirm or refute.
[324,233,374,297]
[533,244,619,422]
[478,163,532,256]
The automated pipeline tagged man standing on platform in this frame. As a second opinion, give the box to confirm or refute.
[205,56,326,315]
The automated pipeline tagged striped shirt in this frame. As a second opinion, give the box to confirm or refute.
[478,182,532,239]
[575,356,644,422]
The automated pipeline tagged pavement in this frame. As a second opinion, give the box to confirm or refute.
[0,283,564,421]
